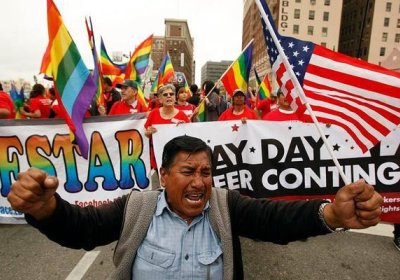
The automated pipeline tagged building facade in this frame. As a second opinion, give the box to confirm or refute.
[151,19,194,85]
[339,0,400,65]
[200,60,233,86]
[242,0,343,89]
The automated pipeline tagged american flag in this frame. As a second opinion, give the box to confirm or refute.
[258,0,400,153]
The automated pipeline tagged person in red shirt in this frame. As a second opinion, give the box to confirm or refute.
[175,86,196,119]
[263,91,299,121]
[148,91,162,111]
[218,89,258,123]
[47,87,65,119]
[20,84,51,119]
[107,80,147,116]
[256,93,278,119]
[0,83,16,119]
[145,84,190,175]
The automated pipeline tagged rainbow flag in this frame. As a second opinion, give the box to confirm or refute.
[197,101,205,122]
[184,78,190,96]
[100,37,126,76]
[254,67,271,102]
[137,85,148,111]
[151,53,175,92]
[85,17,104,107]
[40,0,97,159]
[9,83,24,119]
[220,41,254,96]
[125,35,153,82]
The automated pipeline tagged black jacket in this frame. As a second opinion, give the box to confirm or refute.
[26,190,329,279]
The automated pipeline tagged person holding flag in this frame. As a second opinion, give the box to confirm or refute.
[200,80,220,121]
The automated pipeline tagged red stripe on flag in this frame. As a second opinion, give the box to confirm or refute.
[221,69,238,97]
[301,114,369,152]
[304,90,390,136]
[307,63,400,99]
[304,80,400,124]
[314,45,400,79]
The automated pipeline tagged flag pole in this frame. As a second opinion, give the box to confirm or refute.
[255,0,350,185]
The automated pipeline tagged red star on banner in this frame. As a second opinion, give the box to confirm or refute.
[231,124,239,132]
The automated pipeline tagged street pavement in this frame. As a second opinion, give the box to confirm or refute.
[0,223,398,280]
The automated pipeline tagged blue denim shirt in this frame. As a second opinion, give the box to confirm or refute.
[132,190,223,279]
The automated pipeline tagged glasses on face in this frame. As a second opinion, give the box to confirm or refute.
[162,92,175,97]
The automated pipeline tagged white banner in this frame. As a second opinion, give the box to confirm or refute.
[153,120,400,223]
[0,116,151,223]
[1,118,399,224]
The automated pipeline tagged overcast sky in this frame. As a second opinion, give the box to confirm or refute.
[0,0,243,85]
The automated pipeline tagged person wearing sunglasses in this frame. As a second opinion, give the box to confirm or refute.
[144,84,190,186]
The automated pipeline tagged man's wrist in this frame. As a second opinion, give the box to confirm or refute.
[319,202,348,232]
[30,195,57,221]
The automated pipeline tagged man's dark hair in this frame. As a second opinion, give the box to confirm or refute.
[30,84,45,98]
[202,81,215,94]
[190,84,198,94]
[161,135,212,169]
[0,82,3,91]
[103,77,112,86]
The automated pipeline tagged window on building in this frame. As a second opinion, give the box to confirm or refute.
[294,9,301,19]
[295,0,301,3]
[323,12,329,21]
[308,26,314,35]
[384,17,390,27]
[324,0,330,6]
[309,10,315,20]
[322,27,328,37]
[397,18,400,28]
[386,2,392,12]
[310,0,316,5]
[380,47,386,56]
[395,33,400,42]
[321,42,327,47]
[293,24,299,34]
[382,32,388,42]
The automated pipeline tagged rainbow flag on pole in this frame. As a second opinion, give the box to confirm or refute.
[40,0,97,159]
[197,101,205,122]
[125,35,153,82]
[151,53,175,92]
[100,37,126,76]
[254,67,271,101]
[220,40,254,96]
